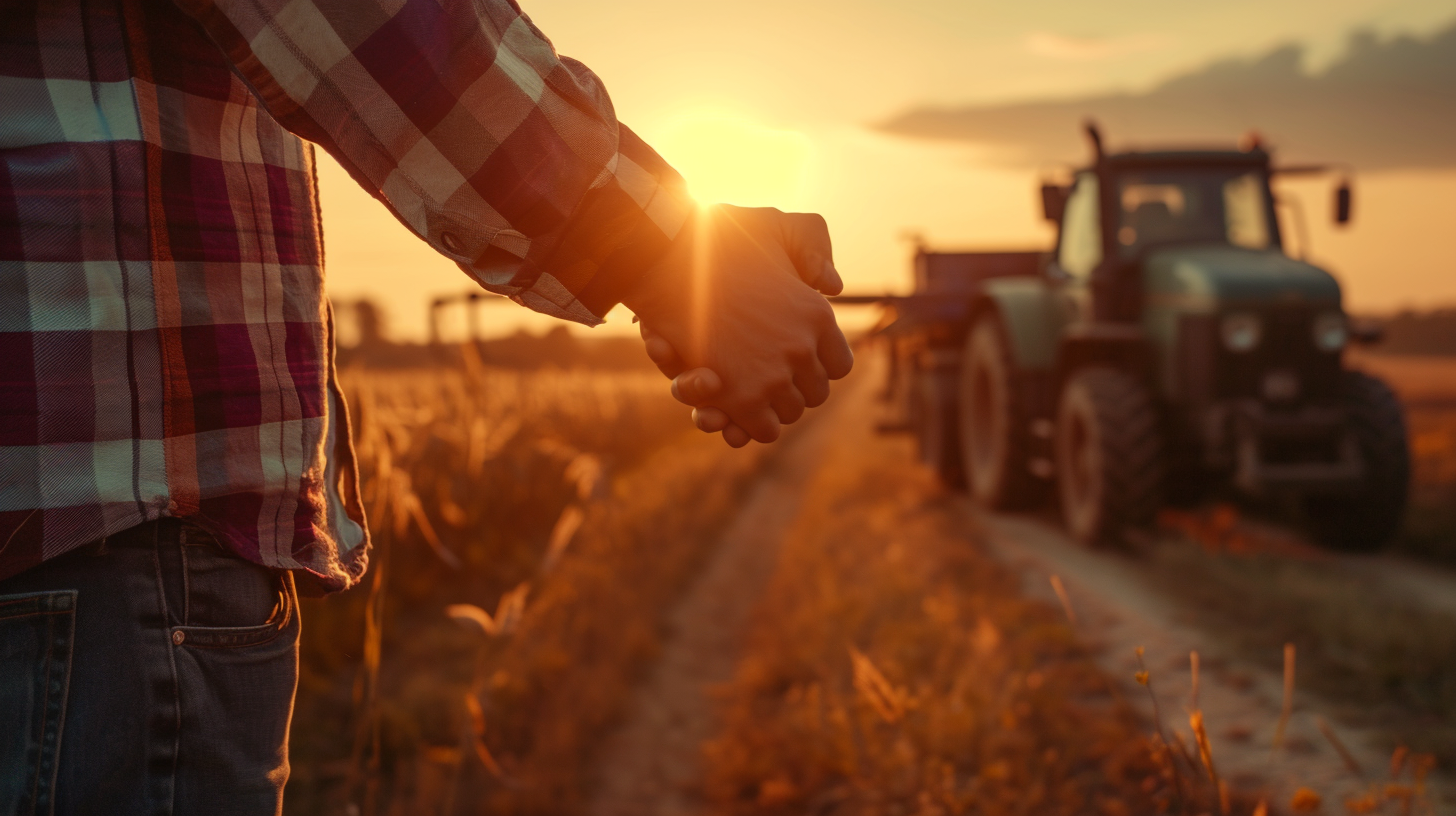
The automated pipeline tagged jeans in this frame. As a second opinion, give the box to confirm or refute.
[0,519,300,816]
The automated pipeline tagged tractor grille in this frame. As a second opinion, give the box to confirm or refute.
[1176,310,1342,407]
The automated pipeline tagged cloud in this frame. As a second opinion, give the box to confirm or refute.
[1024,31,1172,61]
[881,23,1456,170]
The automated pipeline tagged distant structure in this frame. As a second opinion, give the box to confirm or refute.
[353,299,388,349]
[429,290,506,345]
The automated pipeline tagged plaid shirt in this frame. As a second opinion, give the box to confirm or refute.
[0,0,692,590]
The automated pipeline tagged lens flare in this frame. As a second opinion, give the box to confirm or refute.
[652,112,812,208]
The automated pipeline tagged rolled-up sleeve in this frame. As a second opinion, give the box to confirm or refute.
[173,0,692,324]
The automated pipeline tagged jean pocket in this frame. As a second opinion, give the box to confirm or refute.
[0,590,77,816]
[168,578,298,813]
[171,575,296,650]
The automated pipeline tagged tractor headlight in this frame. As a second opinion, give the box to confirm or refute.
[1221,312,1262,353]
[1312,311,1348,352]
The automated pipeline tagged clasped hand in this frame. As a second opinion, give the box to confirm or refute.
[621,204,853,447]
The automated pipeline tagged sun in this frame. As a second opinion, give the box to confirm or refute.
[650,112,813,208]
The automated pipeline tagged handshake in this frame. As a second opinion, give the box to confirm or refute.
[621,205,854,447]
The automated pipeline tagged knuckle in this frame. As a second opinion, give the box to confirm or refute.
[792,212,829,241]
[800,384,828,408]
[764,376,794,396]
[811,301,836,329]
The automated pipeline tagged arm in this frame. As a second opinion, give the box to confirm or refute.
[173,0,691,323]
[177,0,852,442]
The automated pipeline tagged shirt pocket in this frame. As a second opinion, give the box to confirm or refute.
[0,590,77,816]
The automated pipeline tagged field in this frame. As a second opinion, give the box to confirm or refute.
[286,351,767,814]
[281,345,1450,816]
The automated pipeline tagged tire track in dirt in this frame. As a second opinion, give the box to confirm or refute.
[585,377,862,816]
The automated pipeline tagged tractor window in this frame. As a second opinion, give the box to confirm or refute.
[1223,172,1272,249]
[1116,169,1275,256]
[1058,173,1101,279]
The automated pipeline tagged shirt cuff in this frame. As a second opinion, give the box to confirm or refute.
[506,125,694,324]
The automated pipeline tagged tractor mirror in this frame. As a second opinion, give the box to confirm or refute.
[1334,181,1353,225]
[1041,184,1069,222]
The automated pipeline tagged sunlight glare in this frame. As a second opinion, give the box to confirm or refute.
[653,112,813,208]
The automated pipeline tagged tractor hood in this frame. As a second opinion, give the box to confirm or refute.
[1143,246,1342,313]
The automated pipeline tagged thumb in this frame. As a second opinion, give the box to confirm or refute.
[670,367,723,407]
[639,322,686,378]
[805,255,843,296]
[779,212,843,296]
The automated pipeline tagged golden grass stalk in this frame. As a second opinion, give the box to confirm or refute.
[1315,716,1364,778]
[541,505,585,573]
[1189,709,1225,814]
[1135,646,1187,809]
[1274,642,1295,750]
[1048,574,1078,629]
[406,489,460,569]
[448,582,532,639]
[849,646,908,724]
[1189,650,1201,712]
[1185,652,1227,815]
[490,582,530,638]
[1411,752,1437,804]
[1389,745,1409,779]
[464,693,505,778]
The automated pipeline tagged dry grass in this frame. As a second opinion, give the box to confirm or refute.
[285,352,765,815]
[699,428,1236,816]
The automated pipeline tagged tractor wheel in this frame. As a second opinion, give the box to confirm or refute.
[1302,371,1410,552]
[1055,367,1164,546]
[958,317,1042,509]
[913,366,965,488]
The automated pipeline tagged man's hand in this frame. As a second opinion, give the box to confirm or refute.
[624,205,852,446]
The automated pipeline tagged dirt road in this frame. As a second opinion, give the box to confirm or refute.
[586,363,1455,813]
[587,377,851,816]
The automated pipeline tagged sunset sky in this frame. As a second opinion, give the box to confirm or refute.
[320,0,1456,341]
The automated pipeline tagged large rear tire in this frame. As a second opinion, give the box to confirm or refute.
[1056,368,1164,545]
[1303,371,1409,552]
[958,317,1041,509]
[912,366,965,488]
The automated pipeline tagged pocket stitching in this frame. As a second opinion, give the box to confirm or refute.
[0,590,75,816]
[172,586,294,650]
[0,590,75,618]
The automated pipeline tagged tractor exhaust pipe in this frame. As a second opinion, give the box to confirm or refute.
[1084,119,1105,160]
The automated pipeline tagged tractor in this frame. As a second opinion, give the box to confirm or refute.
[845,124,1409,550]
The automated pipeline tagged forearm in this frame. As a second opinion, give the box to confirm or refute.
[174,0,691,323]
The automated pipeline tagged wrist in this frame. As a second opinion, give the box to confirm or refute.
[621,205,701,326]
